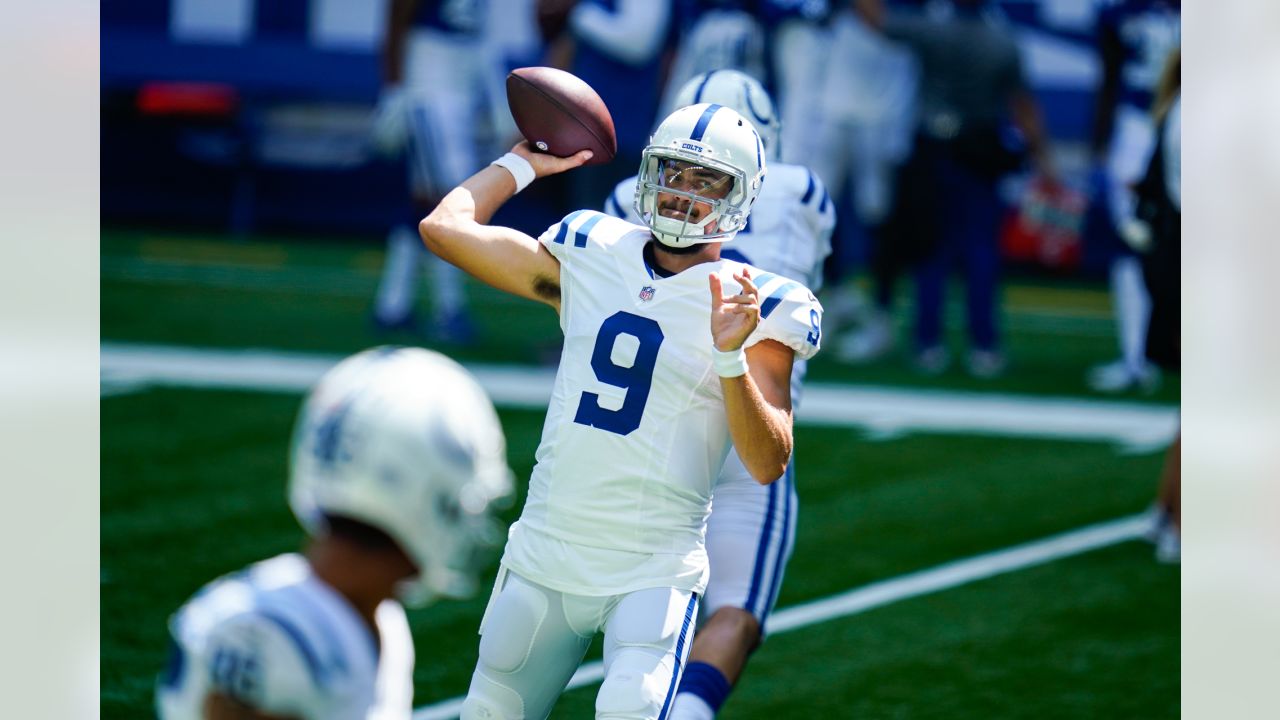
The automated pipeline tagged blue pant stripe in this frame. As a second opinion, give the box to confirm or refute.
[743,479,778,617]
[658,592,700,720]
[761,465,796,629]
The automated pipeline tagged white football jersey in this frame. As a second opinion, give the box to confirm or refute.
[156,554,414,720]
[605,162,834,460]
[500,211,823,597]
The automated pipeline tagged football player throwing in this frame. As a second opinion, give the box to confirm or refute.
[421,102,823,719]
[604,70,834,720]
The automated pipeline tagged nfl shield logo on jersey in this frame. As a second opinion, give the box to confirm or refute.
[638,285,656,302]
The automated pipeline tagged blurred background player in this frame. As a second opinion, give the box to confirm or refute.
[802,1,919,361]
[657,1,768,115]
[1131,49,1179,561]
[421,103,821,719]
[759,0,832,169]
[855,0,1056,378]
[1087,0,1180,392]
[370,0,503,343]
[541,0,673,210]
[602,70,833,720]
[156,347,513,720]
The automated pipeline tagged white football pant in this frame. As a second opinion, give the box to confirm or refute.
[701,461,797,632]
[461,570,699,720]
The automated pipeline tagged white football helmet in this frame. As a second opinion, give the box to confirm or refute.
[672,69,780,162]
[289,347,513,607]
[636,103,767,248]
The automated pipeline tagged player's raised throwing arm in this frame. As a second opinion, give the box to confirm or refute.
[419,143,594,309]
[710,269,796,484]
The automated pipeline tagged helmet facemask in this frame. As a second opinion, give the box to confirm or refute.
[638,154,748,248]
[635,103,766,249]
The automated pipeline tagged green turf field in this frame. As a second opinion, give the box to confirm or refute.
[101,230,1179,718]
[101,230,1179,400]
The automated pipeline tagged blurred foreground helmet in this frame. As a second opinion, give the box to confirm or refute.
[289,347,513,607]
[672,69,780,162]
[637,103,767,248]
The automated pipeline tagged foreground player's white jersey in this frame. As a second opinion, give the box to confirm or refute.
[156,554,414,720]
[607,163,833,498]
[500,211,822,597]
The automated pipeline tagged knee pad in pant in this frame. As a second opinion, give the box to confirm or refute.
[595,646,672,719]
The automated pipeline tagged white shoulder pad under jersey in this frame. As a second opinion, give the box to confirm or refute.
[603,163,834,291]
[724,262,824,361]
[156,554,414,720]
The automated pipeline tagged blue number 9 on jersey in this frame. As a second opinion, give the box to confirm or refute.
[574,311,665,436]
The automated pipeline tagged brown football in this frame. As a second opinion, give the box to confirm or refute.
[506,67,617,166]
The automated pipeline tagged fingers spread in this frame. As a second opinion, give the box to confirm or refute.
[708,273,723,309]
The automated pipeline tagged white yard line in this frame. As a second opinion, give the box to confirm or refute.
[100,342,1178,448]
[411,514,1150,720]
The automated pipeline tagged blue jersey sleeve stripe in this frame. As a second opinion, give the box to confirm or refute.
[801,171,816,204]
[819,188,831,214]
[760,281,802,319]
[256,610,327,687]
[552,210,587,245]
[690,104,723,142]
[572,212,604,248]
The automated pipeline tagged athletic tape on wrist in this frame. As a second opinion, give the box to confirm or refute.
[712,346,749,378]
[491,152,535,193]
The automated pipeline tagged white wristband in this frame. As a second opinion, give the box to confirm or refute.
[491,152,536,194]
[712,346,749,378]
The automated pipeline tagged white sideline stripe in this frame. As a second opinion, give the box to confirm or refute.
[410,515,1148,720]
[100,343,1177,447]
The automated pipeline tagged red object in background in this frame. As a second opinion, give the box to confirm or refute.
[1001,178,1087,271]
[137,82,239,117]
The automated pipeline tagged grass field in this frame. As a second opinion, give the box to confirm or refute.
[101,230,1179,718]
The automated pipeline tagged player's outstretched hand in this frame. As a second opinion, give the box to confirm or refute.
[511,141,594,179]
[709,269,761,352]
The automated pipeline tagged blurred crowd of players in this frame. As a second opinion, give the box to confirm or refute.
[368,0,1179,393]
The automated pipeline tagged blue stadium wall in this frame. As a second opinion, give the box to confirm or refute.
[101,0,1107,238]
